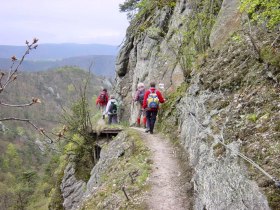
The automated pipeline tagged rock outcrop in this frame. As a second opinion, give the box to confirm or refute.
[60,163,86,210]
[209,0,242,49]
[115,1,191,123]
[60,131,141,210]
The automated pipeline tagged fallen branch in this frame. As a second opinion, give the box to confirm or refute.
[121,186,130,201]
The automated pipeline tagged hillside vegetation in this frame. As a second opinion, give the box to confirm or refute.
[0,66,111,209]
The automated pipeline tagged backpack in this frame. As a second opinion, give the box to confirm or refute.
[99,91,107,103]
[109,101,117,114]
[138,89,145,105]
[147,90,159,109]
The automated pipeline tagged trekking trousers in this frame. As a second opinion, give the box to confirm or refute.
[108,114,118,124]
[146,110,158,133]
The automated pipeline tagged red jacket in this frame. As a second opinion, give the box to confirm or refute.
[96,91,109,106]
[142,87,165,110]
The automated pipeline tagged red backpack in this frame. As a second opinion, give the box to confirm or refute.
[98,91,107,103]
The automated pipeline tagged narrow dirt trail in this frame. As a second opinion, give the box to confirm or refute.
[133,128,192,210]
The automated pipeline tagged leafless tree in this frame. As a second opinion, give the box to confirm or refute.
[0,38,58,143]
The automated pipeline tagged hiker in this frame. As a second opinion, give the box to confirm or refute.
[96,88,109,119]
[133,82,147,128]
[106,95,118,125]
[143,82,165,134]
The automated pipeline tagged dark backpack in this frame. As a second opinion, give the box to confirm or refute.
[138,89,145,105]
[109,101,117,114]
[147,90,159,109]
[99,91,107,103]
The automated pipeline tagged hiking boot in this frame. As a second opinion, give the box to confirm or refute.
[145,129,150,133]
[150,130,153,134]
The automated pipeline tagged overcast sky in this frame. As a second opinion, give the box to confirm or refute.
[0,0,129,46]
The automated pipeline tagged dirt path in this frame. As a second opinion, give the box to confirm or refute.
[133,128,192,210]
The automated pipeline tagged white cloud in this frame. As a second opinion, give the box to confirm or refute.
[0,0,129,45]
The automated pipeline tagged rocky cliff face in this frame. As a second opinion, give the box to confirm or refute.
[60,163,87,210]
[60,131,151,210]
[115,0,191,122]
[115,0,279,209]
[60,133,131,210]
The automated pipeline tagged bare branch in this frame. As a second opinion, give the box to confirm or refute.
[0,117,53,143]
[0,38,39,92]
[121,186,130,201]
[0,97,41,107]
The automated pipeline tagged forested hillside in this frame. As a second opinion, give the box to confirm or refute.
[0,66,111,209]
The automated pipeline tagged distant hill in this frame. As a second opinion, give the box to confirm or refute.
[0,55,116,77]
[0,43,119,77]
[0,43,119,60]
[0,66,112,136]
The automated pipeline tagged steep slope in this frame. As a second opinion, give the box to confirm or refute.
[115,0,280,209]
[0,66,112,155]
[52,129,152,210]
[0,66,113,209]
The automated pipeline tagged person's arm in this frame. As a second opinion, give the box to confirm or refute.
[96,97,99,105]
[105,94,109,104]
[156,90,165,103]
[105,100,111,114]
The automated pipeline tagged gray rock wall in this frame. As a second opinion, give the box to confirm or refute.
[209,0,242,49]
[60,132,131,209]
[115,1,191,124]
[178,76,270,209]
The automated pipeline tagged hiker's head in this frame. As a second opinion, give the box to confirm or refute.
[150,82,156,88]
[137,82,144,89]
[103,88,107,92]
[110,95,115,99]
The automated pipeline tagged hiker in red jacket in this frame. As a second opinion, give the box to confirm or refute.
[142,82,165,134]
[96,88,109,119]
